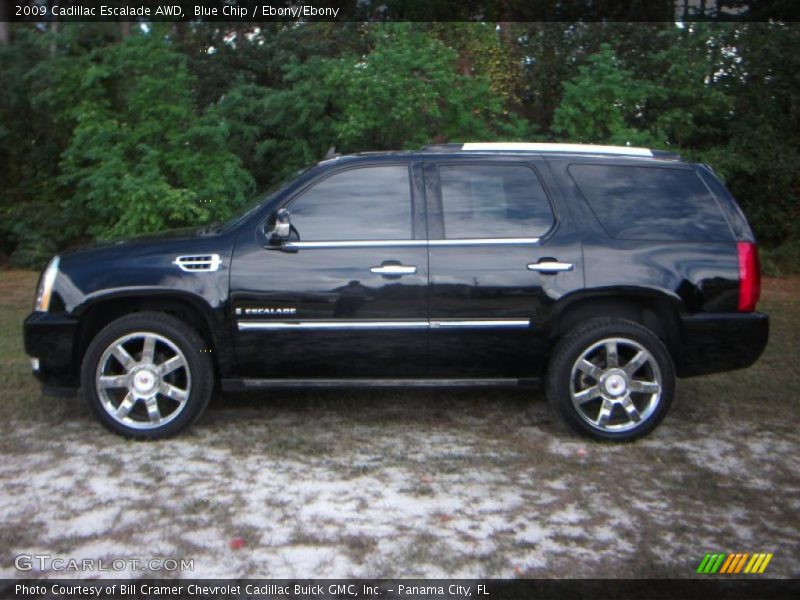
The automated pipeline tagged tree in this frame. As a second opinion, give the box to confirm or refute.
[41,26,254,241]
[0,26,65,265]
[330,24,531,151]
[552,43,661,147]
[1,21,798,268]
[208,23,533,192]
[699,23,800,246]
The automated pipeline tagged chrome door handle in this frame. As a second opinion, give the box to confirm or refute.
[527,261,574,273]
[370,264,417,275]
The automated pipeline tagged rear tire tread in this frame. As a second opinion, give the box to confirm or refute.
[545,317,675,442]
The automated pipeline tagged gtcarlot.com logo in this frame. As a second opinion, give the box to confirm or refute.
[696,552,773,574]
[14,554,194,572]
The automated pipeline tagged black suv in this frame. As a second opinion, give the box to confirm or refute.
[23,143,768,441]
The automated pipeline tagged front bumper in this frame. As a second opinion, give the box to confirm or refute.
[23,311,80,390]
[676,312,769,377]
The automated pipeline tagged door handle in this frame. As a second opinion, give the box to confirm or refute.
[527,261,574,273]
[370,264,417,276]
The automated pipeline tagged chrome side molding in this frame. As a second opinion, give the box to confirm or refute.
[237,319,531,331]
[430,319,530,329]
[284,240,426,249]
[283,237,541,250]
[429,238,541,246]
[238,320,429,331]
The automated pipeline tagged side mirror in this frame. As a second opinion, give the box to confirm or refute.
[267,208,292,242]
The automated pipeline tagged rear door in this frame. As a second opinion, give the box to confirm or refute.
[230,162,430,379]
[425,158,583,378]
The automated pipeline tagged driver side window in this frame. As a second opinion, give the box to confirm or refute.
[288,166,413,241]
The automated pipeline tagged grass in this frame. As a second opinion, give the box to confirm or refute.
[761,239,800,277]
[0,270,799,578]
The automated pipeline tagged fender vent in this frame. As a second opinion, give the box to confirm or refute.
[172,254,222,272]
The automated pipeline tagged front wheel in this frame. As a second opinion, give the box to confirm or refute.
[546,317,675,442]
[81,312,213,439]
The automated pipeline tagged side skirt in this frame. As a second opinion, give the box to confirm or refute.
[220,378,541,391]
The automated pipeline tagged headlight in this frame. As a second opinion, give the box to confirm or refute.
[34,256,60,312]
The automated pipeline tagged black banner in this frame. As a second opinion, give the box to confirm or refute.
[2,579,800,600]
[4,0,800,23]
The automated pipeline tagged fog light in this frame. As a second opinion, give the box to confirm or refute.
[31,358,40,372]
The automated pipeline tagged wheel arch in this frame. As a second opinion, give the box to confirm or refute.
[73,291,229,380]
[549,288,682,361]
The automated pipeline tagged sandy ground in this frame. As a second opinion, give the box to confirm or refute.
[1,388,799,579]
[0,273,798,579]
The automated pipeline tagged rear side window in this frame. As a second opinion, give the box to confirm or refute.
[569,165,733,242]
[439,164,554,239]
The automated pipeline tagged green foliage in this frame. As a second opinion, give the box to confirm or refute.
[209,23,532,191]
[631,25,733,151]
[209,58,341,186]
[331,24,530,151]
[0,22,798,269]
[0,28,64,266]
[50,30,253,241]
[552,44,661,146]
[696,23,800,246]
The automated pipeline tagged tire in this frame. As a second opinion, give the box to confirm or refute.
[546,317,675,442]
[81,312,213,439]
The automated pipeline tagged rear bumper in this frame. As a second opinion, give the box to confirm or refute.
[676,312,769,377]
[23,311,80,390]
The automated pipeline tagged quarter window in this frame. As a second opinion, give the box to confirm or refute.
[288,166,413,241]
[569,164,734,242]
[439,165,554,239]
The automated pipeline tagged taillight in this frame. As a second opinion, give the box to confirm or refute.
[737,242,761,312]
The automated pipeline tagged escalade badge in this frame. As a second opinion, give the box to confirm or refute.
[235,307,297,316]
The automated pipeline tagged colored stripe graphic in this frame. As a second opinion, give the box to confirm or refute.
[720,554,736,573]
[734,553,750,573]
[700,552,773,574]
[697,553,725,574]
[744,553,774,574]
[696,554,712,573]
[720,553,749,573]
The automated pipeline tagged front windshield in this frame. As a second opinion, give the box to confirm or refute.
[211,167,311,234]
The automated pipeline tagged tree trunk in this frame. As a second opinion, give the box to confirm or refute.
[0,0,9,46]
[50,20,58,56]
[173,21,186,45]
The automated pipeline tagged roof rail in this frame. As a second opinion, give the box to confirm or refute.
[421,142,679,159]
[421,143,464,153]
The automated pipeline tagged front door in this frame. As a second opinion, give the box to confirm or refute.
[425,159,583,378]
[230,163,429,379]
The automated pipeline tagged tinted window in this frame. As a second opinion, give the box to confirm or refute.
[569,165,733,242]
[439,165,554,239]
[289,166,412,241]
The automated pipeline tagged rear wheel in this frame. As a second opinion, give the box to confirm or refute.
[82,312,213,439]
[546,317,675,441]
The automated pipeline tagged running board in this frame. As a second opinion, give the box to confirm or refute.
[221,378,540,391]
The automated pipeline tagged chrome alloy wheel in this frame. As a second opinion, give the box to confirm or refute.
[94,332,191,430]
[569,337,662,433]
